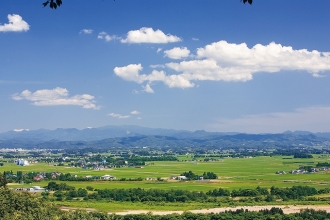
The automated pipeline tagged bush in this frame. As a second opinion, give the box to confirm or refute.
[86,186,94,191]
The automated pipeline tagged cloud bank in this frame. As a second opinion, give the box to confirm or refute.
[12,87,100,110]
[121,27,182,44]
[114,41,330,91]
[0,14,29,32]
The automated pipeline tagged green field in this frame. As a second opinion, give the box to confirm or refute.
[2,155,330,191]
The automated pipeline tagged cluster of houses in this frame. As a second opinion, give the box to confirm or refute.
[33,172,62,181]
[276,167,329,175]
[289,168,318,174]
[75,161,143,170]
[169,175,207,181]
[83,174,116,180]
[76,160,108,170]
[30,172,119,181]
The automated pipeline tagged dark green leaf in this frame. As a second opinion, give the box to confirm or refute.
[56,0,62,6]
[241,0,252,4]
[42,1,49,7]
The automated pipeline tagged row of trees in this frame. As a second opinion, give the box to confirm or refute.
[2,187,330,220]
[270,186,327,200]
[180,171,218,180]
[207,186,327,200]
[316,162,330,167]
[46,183,330,203]
[46,181,75,191]
[89,188,208,202]
[293,153,313,158]
[3,170,95,183]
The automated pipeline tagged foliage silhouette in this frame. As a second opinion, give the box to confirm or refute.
[43,0,252,9]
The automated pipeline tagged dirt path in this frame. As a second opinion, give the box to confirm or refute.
[110,205,330,215]
[59,206,97,212]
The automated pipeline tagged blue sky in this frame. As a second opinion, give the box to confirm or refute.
[1,0,330,133]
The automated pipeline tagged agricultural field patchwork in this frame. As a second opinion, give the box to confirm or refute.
[2,155,329,191]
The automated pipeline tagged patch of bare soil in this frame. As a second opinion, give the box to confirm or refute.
[60,206,97,212]
[111,205,330,216]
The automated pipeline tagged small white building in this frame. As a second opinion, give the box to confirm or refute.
[12,186,46,193]
[29,186,46,192]
[177,176,188,180]
[100,175,116,180]
[16,159,29,166]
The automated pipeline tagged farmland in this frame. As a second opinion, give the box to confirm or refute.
[2,155,330,191]
[2,153,330,212]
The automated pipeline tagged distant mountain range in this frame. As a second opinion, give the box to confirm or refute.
[0,126,330,149]
[0,125,237,142]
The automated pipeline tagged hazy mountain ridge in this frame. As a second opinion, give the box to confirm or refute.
[0,126,235,142]
[0,126,329,149]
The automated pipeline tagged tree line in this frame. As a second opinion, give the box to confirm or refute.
[2,187,330,220]
[45,181,330,203]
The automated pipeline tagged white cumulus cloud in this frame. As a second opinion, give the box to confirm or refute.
[114,40,330,91]
[80,29,93,34]
[114,64,194,89]
[150,64,165,69]
[13,129,30,132]
[195,41,330,74]
[98,31,120,42]
[166,41,330,83]
[12,87,100,110]
[0,14,29,32]
[130,110,140,115]
[114,64,144,83]
[164,47,190,59]
[108,113,130,119]
[166,59,253,82]
[108,110,141,119]
[121,27,182,44]
[143,84,155,93]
